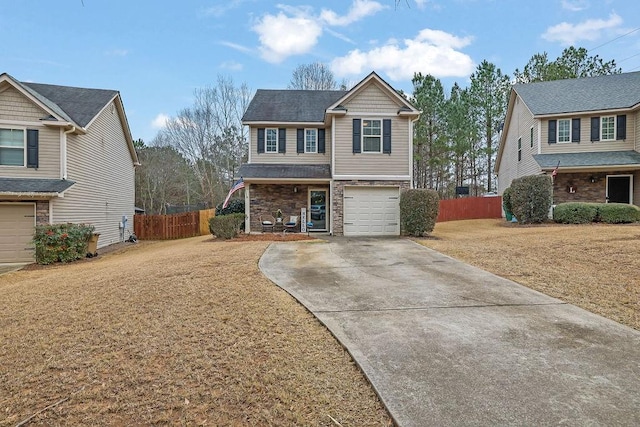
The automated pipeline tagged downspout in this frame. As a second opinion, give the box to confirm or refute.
[410,115,420,189]
[61,126,76,180]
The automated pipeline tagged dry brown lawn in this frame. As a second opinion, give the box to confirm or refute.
[0,237,391,426]
[417,219,640,330]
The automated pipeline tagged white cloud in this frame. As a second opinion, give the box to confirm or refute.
[331,28,475,80]
[320,0,386,26]
[220,60,244,71]
[252,10,323,63]
[561,0,589,12]
[542,12,622,45]
[219,41,254,55]
[204,0,245,17]
[151,113,170,129]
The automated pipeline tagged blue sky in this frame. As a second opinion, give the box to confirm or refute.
[2,0,639,143]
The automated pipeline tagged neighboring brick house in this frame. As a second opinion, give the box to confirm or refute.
[496,71,640,207]
[0,73,139,263]
[239,71,420,236]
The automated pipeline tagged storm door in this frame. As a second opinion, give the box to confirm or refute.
[309,189,328,231]
[606,175,632,204]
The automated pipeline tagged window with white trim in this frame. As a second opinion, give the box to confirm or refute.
[601,116,615,141]
[305,129,317,153]
[558,119,571,143]
[530,126,533,148]
[517,137,521,161]
[265,128,278,153]
[0,128,25,166]
[362,119,381,152]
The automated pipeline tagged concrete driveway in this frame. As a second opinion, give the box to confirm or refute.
[260,238,640,427]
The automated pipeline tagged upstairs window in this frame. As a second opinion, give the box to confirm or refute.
[601,116,615,141]
[558,119,571,143]
[265,128,278,153]
[517,137,522,162]
[0,128,25,166]
[530,127,533,148]
[305,129,317,153]
[362,119,382,152]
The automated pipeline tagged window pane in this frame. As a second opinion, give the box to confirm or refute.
[363,120,381,136]
[558,119,570,142]
[266,128,277,152]
[305,129,316,152]
[0,129,24,147]
[0,147,24,166]
[363,136,380,152]
[601,117,615,140]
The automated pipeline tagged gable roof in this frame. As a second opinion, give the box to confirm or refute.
[514,71,640,116]
[242,90,347,123]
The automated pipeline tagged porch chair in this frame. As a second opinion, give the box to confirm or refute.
[261,214,276,232]
[283,215,299,233]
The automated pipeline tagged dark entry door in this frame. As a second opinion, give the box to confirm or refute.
[607,176,631,204]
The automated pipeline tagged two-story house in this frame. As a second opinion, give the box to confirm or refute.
[0,73,138,263]
[239,71,420,236]
[496,71,640,206]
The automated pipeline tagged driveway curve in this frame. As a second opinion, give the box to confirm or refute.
[260,238,640,427]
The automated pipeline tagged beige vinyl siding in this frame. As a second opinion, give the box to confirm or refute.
[635,110,640,153]
[342,82,400,113]
[497,95,539,193]
[0,86,48,121]
[333,82,410,177]
[250,127,331,164]
[334,115,410,176]
[0,87,61,178]
[541,114,636,154]
[53,101,135,248]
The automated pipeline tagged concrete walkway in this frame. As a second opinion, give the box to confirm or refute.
[259,238,640,427]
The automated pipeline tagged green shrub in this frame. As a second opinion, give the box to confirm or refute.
[597,203,640,224]
[502,187,513,218]
[209,213,245,239]
[553,203,598,224]
[400,189,439,236]
[510,175,553,224]
[216,199,245,216]
[33,223,95,265]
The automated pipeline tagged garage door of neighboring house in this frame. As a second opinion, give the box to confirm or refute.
[343,187,400,236]
[0,203,35,263]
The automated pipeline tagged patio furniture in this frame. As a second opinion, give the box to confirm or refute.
[283,215,299,233]
[261,215,276,232]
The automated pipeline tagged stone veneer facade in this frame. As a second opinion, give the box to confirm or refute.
[331,180,411,236]
[35,200,50,225]
[248,184,329,232]
[552,171,636,204]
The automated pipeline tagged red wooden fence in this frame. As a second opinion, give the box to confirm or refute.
[134,211,200,240]
[436,196,503,222]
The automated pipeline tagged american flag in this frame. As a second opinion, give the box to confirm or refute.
[551,161,560,178]
[222,178,245,209]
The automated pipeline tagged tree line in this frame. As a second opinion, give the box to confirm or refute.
[135,49,620,213]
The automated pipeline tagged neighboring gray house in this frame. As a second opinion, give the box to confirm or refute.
[239,71,420,236]
[0,73,139,263]
[496,71,640,206]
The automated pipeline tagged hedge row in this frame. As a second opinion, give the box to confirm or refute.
[400,189,439,236]
[553,202,640,224]
[209,213,246,239]
[33,223,95,265]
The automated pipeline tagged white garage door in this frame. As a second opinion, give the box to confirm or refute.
[0,204,35,263]
[343,187,400,236]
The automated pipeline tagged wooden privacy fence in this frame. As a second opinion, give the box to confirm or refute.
[134,209,216,240]
[437,196,503,222]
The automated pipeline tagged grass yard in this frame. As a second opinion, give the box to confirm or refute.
[0,237,391,426]
[417,219,640,331]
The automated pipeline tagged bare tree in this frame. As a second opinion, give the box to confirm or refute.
[162,75,252,207]
[288,62,348,90]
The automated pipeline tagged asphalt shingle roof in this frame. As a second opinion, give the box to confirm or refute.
[514,71,640,115]
[22,82,118,128]
[242,90,348,123]
[0,178,76,194]
[533,151,640,169]
[238,164,331,180]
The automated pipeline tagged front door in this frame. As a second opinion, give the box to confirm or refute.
[607,175,632,204]
[309,189,328,231]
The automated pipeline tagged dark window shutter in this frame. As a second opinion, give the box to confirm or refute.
[318,129,325,153]
[26,129,39,168]
[571,118,580,143]
[297,128,304,153]
[548,120,556,144]
[257,128,265,153]
[383,119,391,154]
[617,115,626,140]
[352,119,361,153]
[278,128,286,153]
[590,117,600,141]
